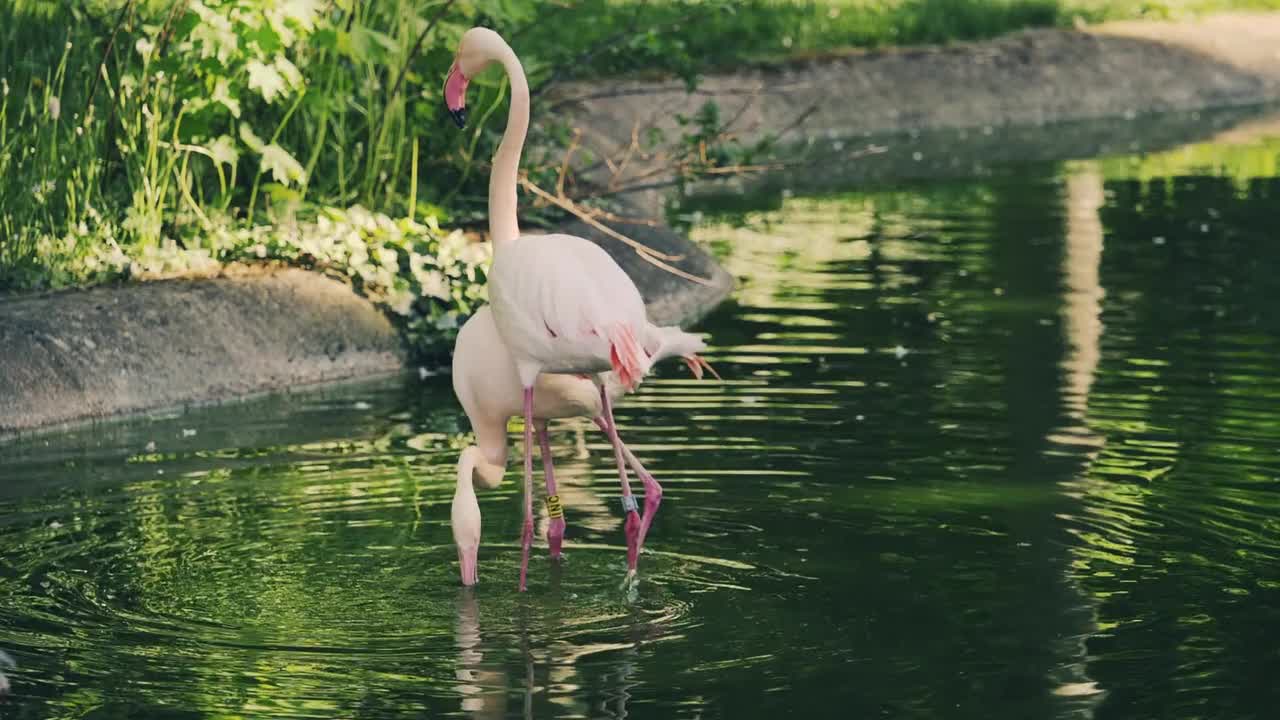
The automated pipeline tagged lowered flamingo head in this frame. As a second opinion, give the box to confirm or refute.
[452,447,483,586]
[443,27,504,129]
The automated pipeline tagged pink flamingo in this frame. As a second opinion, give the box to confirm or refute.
[450,307,713,588]
[443,28,715,591]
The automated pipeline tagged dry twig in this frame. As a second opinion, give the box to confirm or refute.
[519,175,715,287]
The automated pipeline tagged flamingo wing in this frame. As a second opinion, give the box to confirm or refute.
[489,234,651,384]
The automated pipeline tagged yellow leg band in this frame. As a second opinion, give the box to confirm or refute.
[545,494,564,519]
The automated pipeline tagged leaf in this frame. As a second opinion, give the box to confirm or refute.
[274,55,304,92]
[340,25,396,62]
[247,60,288,103]
[189,2,238,63]
[238,124,265,153]
[206,135,238,167]
[312,27,338,51]
[281,0,320,30]
[260,144,306,186]
[244,22,286,55]
[265,183,303,203]
[211,77,241,118]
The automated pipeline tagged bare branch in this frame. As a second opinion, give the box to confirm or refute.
[775,102,820,139]
[556,128,582,199]
[520,175,717,288]
[607,123,643,190]
[388,0,458,107]
[84,0,135,110]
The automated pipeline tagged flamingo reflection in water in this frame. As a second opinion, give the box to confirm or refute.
[0,649,14,696]
[453,585,657,719]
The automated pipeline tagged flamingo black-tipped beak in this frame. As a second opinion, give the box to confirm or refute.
[448,106,468,129]
[443,61,470,130]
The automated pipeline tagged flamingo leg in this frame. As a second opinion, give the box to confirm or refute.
[519,387,535,592]
[593,418,663,563]
[537,421,566,560]
[597,385,641,576]
[620,443,662,553]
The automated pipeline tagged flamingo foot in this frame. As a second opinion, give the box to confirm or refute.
[623,508,641,574]
[547,515,566,560]
[620,567,639,595]
[518,514,533,592]
[636,474,663,552]
[616,442,663,555]
[538,426,566,561]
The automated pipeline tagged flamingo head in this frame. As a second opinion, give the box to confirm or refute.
[442,59,470,129]
[452,447,484,586]
[444,28,502,129]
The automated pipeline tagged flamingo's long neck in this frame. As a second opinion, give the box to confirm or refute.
[467,414,510,489]
[456,447,480,495]
[488,45,529,246]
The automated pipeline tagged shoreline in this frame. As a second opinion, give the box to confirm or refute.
[6,13,1280,436]
[546,12,1280,212]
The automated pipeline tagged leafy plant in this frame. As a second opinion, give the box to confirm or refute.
[28,204,490,359]
[5,0,1275,335]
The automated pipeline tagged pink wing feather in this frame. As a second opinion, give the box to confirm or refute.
[607,322,649,391]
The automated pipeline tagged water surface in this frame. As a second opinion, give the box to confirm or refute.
[3,118,1280,718]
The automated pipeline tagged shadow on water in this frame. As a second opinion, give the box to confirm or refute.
[3,108,1280,717]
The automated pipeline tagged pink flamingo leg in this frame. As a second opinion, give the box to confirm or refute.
[620,443,662,552]
[592,418,662,563]
[518,387,535,592]
[597,386,641,575]
[537,421,566,559]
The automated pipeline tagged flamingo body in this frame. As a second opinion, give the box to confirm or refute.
[441,26,716,590]
[449,306,710,585]
[453,306,708,467]
[489,234,651,387]
[454,306,605,436]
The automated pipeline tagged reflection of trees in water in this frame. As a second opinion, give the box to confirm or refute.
[1064,172,1280,718]
[688,168,1111,717]
[1047,165,1109,712]
[942,167,1104,717]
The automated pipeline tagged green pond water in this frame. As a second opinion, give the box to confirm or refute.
[4,119,1280,719]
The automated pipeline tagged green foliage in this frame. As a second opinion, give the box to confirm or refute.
[28,205,489,358]
[0,0,515,291]
[511,0,1066,85]
[4,0,1279,345]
